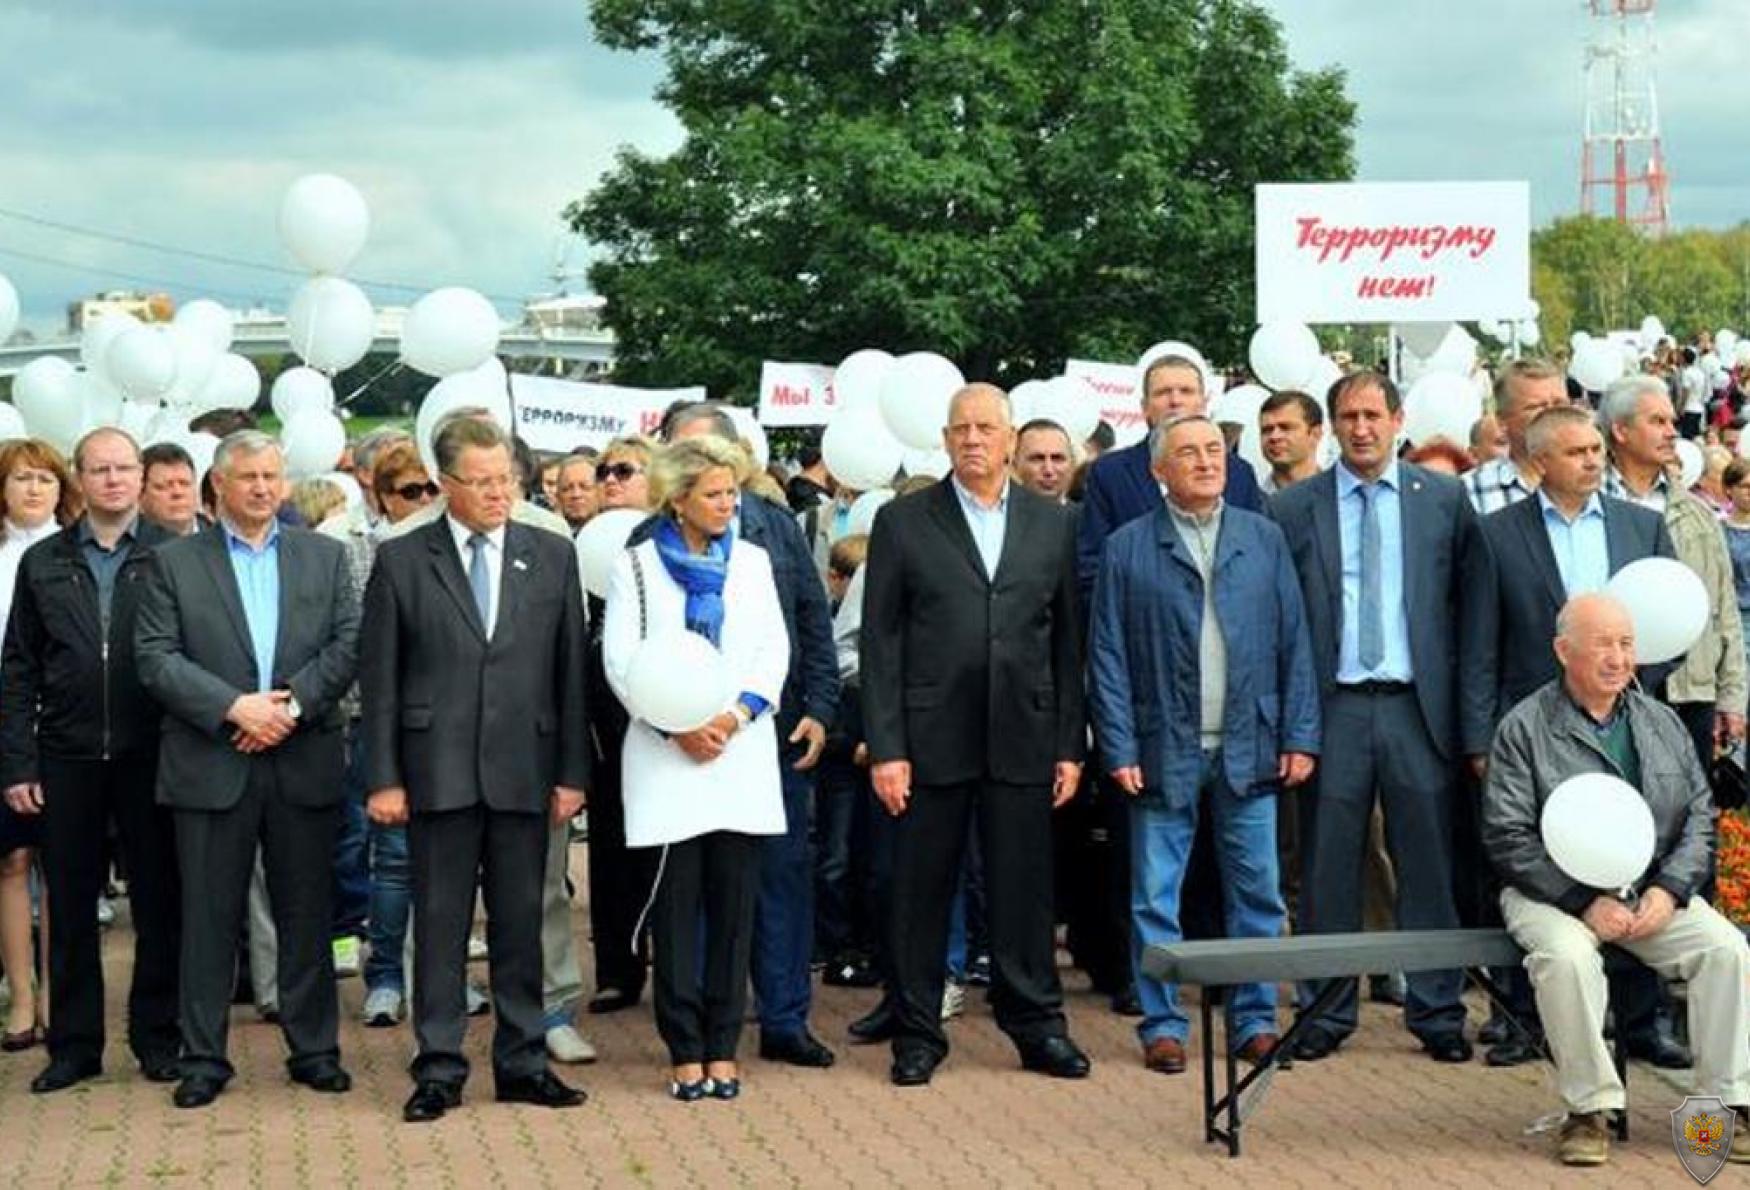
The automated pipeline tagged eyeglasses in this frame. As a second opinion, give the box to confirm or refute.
[392,481,439,501]
[597,462,643,483]
[443,473,517,495]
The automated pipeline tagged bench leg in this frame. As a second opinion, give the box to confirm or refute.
[1201,992,1218,1144]
[1201,978,1350,1158]
[1611,1028,1629,1141]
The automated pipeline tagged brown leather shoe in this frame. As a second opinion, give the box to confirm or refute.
[1143,1037,1186,1075]
[1235,1033,1279,1066]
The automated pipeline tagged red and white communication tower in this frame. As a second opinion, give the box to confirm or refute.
[1579,0,1671,235]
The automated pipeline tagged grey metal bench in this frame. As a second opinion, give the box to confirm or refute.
[1144,929,1643,1156]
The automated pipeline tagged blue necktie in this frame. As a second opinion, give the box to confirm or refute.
[1358,484,1384,670]
[468,533,491,633]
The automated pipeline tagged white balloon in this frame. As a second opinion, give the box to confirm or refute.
[846,488,894,537]
[0,403,26,441]
[832,349,894,414]
[0,274,18,344]
[1008,379,1051,426]
[280,410,347,481]
[1395,322,1453,358]
[78,369,125,429]
[1213,384,1271,473]
[722,406,770,471]
[1570,330,1593,351]
[287,276,375,373]
[1036,376,1100,444]
[163,323,219,407]
[1637,315,1666,352]
[1477,318,1506,342]
[172,299,235,355]
[878,352,964,450]
[401,287,501,378]
[278,173,370,275]
[184,432,221,487]
[1675,437,1705,490]
[1422,324,1478,377]
[821,405,903,491]
[1248,322,1320,391]
[270,366,335,423]
[320,470,366,515]
[901,447,951,479]
[1518,319,1543,348]
[193,353,262,414]
[13,356,83,446]
[1540,773,1656,891]
[414,365,513,478]
[1403,371,1483,447]
[1606,556,1709,665]
[1569,338,1625,393]
[623,629,733,733]
[105,326,178,400]
[575,508,646,599]
[1736,342,1750,369]
[80,311,142,377]
[1302,356,1345,407]
[1136,340,1218,405]
[117,400,161,439]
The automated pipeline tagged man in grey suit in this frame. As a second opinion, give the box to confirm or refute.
[360,416,590,1123]
[135,431,360,1109]
[1271,372,1493,1063]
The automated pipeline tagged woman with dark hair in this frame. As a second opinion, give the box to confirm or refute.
[0,438,80,1051]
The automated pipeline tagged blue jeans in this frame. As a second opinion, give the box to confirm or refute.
[331,722,371,939]
[944,830,986,980]
[364,822,410,992]
[752,751,815,1038]
[1129,749,1284,1050]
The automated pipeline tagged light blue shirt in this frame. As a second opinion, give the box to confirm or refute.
[222,519,281,692]
[1335,460,1412,683]
[1539,490,1610,597]
[950,476,1009,579]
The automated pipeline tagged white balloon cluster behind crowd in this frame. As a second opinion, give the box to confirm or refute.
[0,173,509,488]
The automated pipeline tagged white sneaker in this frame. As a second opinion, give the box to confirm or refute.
[544,1024,598,1064]
[362,986,403,1027]
[467,935,489,962]
[940,981,966,1022]
[332,936,361,978]
[465,983,491,1017]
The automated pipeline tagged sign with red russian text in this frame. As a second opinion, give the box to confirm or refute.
[509,375,704,454]
[1062,359,1147,446]
[758,361,838,427]
[1255,182,1529,325]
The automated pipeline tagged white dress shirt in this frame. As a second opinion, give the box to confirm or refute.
[447,515,506,639]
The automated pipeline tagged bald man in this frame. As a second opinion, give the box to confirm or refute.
[1482,593,1750,1168]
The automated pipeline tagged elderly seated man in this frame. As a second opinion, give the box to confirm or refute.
[1482,592,1750,1168]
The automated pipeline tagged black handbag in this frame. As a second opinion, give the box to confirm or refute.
[1710,753,1749,812]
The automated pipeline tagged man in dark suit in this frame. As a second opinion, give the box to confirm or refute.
[861,382,1089,1087]
[134,430,360,1109]
[1072,354,1263,1011]
[1272,372,1493,1063]
[360,415,590,1124]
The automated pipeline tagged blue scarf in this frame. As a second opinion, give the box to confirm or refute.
[653,517,731,646]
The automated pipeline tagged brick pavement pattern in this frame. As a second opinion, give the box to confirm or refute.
[0,847,1705,1186]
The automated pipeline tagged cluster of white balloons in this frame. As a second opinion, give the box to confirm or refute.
[818,349,957,493]
[1567,331,1630,394]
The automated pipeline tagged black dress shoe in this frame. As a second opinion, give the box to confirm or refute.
[403,1081,461,1123]
[848,1002,897,1045]
[496,1070,586,1108]
[291,1064,353,1093]
[1626,1031,1692,1069]
[1484,1036,1543,1067]
[173,1074,227,1109]
[586,985,642,1015]
[1478,1016,1510,1046]
[759,1029,836,1068]
[1289,1030,1343,1062]
[1109,985,1143,1017]
[30,1055,102,1094]
[1422,1035,1473,1064]
[1019,1036,1091,1079]
[139,1054,182,1084]
[890,1048,941,1087]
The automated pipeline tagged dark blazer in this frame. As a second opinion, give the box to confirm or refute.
[1077,437,1264,601]
[0,519,175,783]
[860,479,1084,786]
[359,519,589,815]
[1271,461,1495,759]
[135,524,359,811]
[1479,492,1675,720]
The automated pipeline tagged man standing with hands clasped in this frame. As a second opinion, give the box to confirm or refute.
[360,416,591,1124]
[860,383,1089,1087]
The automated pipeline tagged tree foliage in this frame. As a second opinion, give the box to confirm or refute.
[569,0,1355,398]
[1532,216,1750,350]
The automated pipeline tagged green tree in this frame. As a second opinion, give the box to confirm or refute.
[570,0,1355,399]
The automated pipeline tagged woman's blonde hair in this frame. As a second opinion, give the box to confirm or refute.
[648,436,748,518]
[289,477,346,527]
[600,434,657,470]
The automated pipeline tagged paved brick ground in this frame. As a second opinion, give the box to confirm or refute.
[0,848,1711,1186]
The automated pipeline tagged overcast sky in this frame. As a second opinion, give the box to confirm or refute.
[1,0,1742,333]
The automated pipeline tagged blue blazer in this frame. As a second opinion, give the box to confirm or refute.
[1088,503,1320,803]
[1270,462,1496,759]
[1077,438,1263,603]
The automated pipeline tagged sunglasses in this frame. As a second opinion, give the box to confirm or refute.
[392,481,439,501]
[597,462,642,483]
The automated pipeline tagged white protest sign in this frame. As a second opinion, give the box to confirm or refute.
[508,374,704,453]
[758,361,838,427]
[1063,359,1147,446]
[1255,181,1530,325]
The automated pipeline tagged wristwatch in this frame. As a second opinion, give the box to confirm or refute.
[287,694,303,722]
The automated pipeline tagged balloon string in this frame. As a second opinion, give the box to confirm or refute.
[337,357,404,408]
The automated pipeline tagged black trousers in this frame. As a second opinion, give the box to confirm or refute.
[889,780,1065,1062]
[649,831,762,1065]
[408,803,547,1087]
[585,752,655,994]
[174,762,339,1080]
[40,753,180,1065]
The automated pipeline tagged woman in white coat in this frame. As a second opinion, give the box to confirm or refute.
[603,435,789,1102]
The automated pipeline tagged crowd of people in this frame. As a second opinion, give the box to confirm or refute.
[0,340,1749,1168]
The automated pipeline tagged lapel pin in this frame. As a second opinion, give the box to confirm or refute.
[513,558,529,572]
